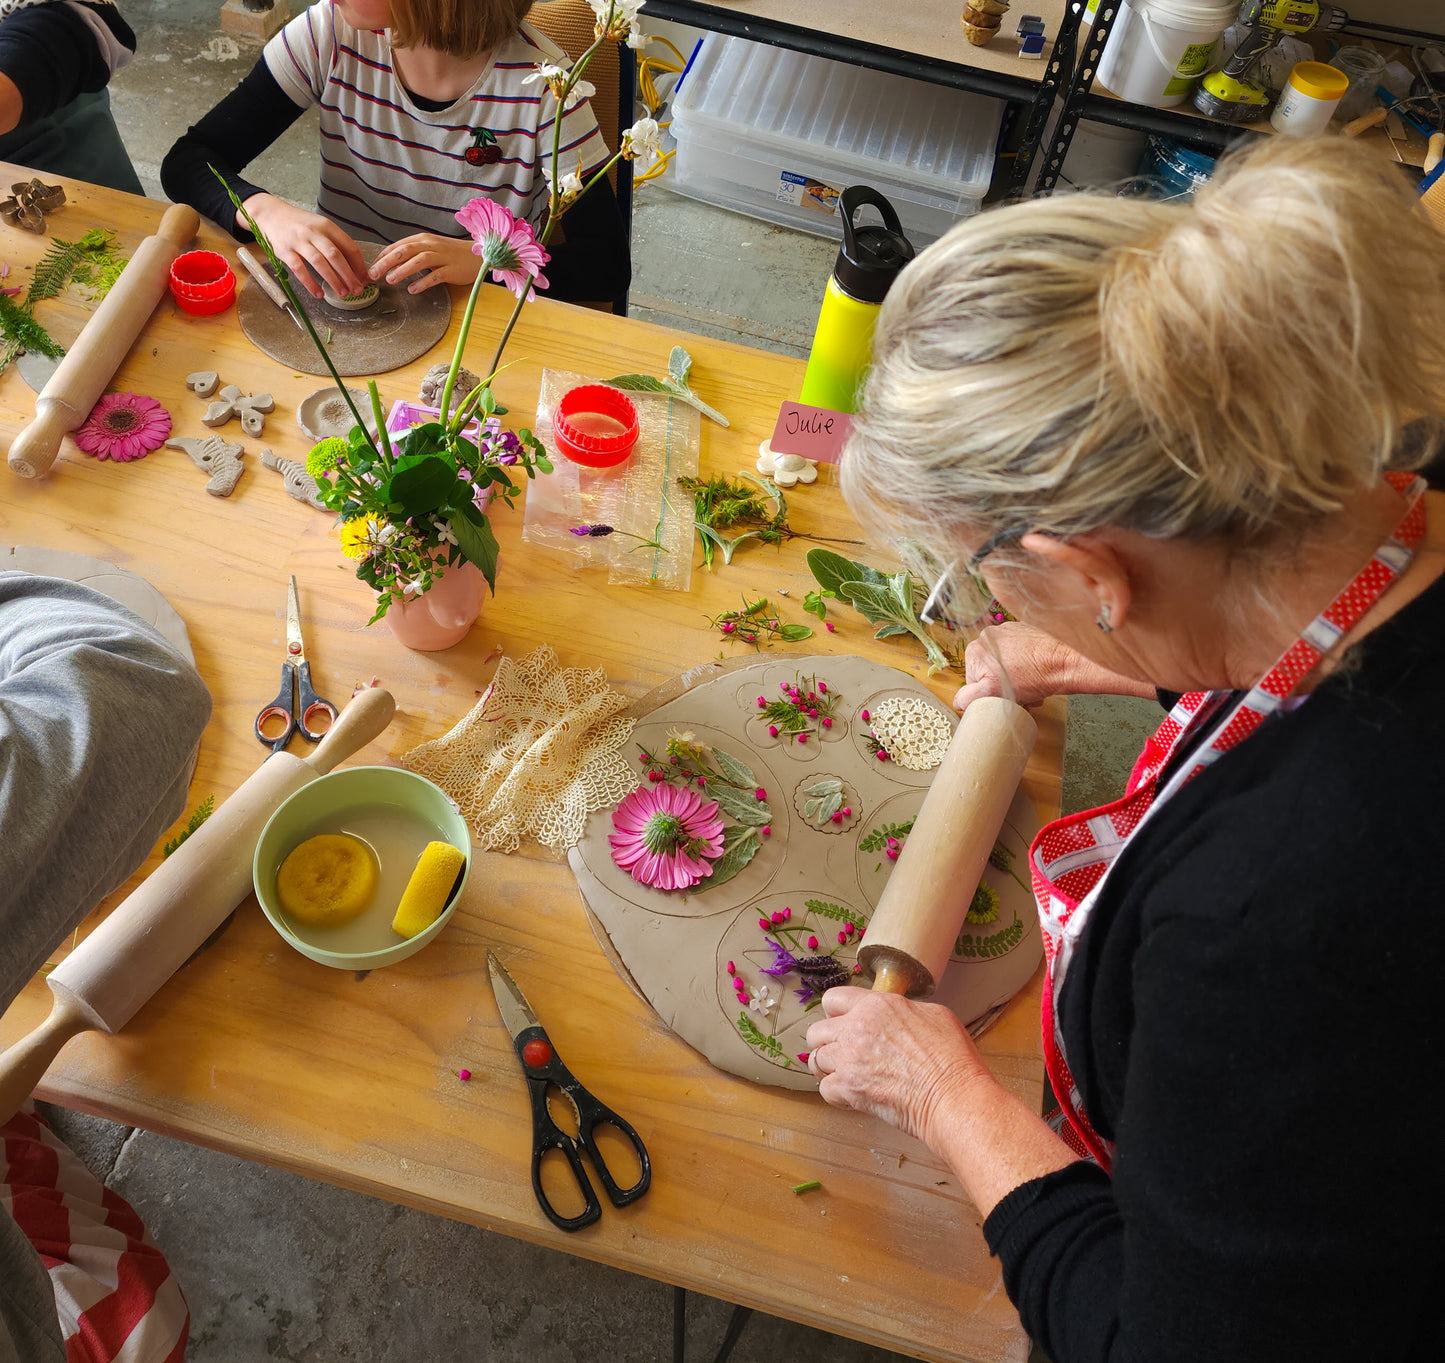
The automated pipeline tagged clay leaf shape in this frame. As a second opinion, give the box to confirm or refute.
[167,435,244,497]
[261,448,328,511]
[802,777,844,826]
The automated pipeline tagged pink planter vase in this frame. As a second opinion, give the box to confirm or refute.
[385,560,487,651]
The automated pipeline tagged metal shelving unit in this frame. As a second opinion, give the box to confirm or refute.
[1038,7,1445,194]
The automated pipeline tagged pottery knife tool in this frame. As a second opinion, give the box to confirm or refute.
[0,686,396,1123]
[237,245,305,332]
[859,696,1038,997]
[7,203,200,480]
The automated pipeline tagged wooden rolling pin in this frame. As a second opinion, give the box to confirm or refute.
[0,686,396,1122]
[7,202,200,480]
[859,696,1037,997]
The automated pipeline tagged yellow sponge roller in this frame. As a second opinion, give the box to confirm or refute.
[392,841,467,939]
[276,834,378,929]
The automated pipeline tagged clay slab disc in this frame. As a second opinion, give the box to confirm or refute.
[238,241,450,377]
[570,654,1043,1092]
[0,545,194,664]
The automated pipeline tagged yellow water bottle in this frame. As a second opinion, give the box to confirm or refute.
[798,186,916,414]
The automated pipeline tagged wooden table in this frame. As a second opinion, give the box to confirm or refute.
[0,170,1062,1363]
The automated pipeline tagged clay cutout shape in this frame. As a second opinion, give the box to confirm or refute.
[167,435,244,497]
[186,371,221,399]
[297,386,378,442]
[202,385,274,437]
[0,178,64,232]
[322,281,380,312]
[261,448,328,511]
[418,362,479,413]
[756,439,817,488]
[568,655,1043,1092]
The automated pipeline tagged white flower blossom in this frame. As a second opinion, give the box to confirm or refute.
[521,61,568,87]
[588,0,644,39]
[401,576,427,598]
[748,983,777,1016]
[626,25,648,50]
[560,170,584,198]
[436,520,458,546]
[563,79,596,111]
[621,116,662,166]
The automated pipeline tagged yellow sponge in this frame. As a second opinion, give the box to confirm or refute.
[392,841,466,939]
[277,834,377,929]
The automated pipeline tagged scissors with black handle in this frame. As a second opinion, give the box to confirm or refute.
[488,951,651,1232]
[254,576,338,753]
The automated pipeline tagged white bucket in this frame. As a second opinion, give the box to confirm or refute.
[1096,0,1238,109]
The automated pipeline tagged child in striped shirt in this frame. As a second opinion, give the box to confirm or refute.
[161,0,629,305]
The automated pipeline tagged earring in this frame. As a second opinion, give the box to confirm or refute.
[1096,605,1113,634]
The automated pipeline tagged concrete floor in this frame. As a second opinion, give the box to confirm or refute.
[37,7,1161,1360]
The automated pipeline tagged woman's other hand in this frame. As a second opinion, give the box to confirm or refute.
[241,194,367,300]
[953,622,1159,711]
[805,987,982,1146]
[369,234,481,294]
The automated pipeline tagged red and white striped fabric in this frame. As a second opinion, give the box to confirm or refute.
[1027,472,1429,1170]
[1,1106,188,1363]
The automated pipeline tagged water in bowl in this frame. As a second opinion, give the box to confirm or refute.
[275,802,456,955]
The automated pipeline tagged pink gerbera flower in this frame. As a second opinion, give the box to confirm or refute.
[454,197,550,298]
[608,782,725,891]
[74,393,171,463]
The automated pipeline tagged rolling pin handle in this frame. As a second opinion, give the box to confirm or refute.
[868,953,929,997]
[7,401,71,479]
[157,203,202,250]
[304,685,396,775]
[0,991,91,1126]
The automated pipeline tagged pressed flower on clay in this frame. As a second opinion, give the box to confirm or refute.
[74,393,171,462]
[608,782,724,891]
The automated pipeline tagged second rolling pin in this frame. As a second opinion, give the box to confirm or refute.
[7,202,200,480]
[858,696,1038,997]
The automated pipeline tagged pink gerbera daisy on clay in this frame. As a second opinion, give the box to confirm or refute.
[74,393,171,463]
[454,197,550,298]
[608,782,725,891]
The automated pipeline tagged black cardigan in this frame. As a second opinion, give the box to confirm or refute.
[983,562,1445,1362]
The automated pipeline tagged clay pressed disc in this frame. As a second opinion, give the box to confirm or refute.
[0,545,194,663]
[568,654,1043,1092]
[238,241,450,377]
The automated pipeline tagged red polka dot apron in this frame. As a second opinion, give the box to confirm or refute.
[1027,473,1428,1171]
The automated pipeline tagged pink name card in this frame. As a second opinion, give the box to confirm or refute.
[770,401,852,463]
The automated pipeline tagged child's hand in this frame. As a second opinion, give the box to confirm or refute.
[240,194,368,300]
[369,234,481,294]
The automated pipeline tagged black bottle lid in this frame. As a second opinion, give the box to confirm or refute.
[832,186,916,305]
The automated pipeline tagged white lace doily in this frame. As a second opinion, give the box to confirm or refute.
[402,645,636,853]
[870,695,952,770]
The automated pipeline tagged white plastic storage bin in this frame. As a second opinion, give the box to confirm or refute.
[668,35,1002,247]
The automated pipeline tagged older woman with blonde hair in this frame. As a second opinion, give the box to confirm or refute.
[805,137,1445,1361]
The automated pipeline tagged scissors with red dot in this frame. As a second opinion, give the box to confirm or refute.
[254,575,338,753]
[487,950,652,1232]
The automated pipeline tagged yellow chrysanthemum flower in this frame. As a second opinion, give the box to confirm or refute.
[306,437,348,476]
[338,516,380,560]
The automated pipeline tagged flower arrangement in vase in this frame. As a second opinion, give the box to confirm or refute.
[213,1,662,645]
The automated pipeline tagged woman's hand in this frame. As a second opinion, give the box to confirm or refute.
[805,987,984,1147]
[369,234,481,294]
[241,194,368,300]
[952,622,1158,711]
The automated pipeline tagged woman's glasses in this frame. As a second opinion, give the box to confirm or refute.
[916,527,1025,628]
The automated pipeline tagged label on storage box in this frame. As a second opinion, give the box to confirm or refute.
[777,171,843,215]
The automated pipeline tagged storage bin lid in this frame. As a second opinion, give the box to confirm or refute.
[673,35,1001,202]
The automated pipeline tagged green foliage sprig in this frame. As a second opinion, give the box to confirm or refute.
[163,795,214,858]
[859,818,915,853]
[807,547,953,674]
[607,346,728,426]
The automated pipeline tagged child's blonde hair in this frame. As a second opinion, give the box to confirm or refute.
[844,137,1445,560]
[389,0,533,57]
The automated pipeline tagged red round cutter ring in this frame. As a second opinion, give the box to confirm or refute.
[552,384,639,468]
[169,250,236,315]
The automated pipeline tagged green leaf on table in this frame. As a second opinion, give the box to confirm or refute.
[449,512,501,592]
[804,898,869,930]
[712,747,757,791]
[668,345,692,387]
[736,1009,786,1059]
[698,825,762,891]
[607,372,672,396]
[777,623,813,642]
[709,783,771,826]
[806,547,888,602]
[874,623,911,639]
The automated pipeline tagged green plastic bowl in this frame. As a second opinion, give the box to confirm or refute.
[253,766,470,969]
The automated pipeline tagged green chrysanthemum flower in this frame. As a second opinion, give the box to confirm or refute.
[965,881,1000,925]
[306,437,348,476]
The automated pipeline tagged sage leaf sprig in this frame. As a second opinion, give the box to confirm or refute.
[607,345,729,426]
[806,547,952,674]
